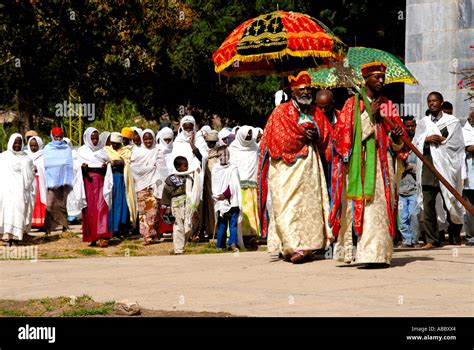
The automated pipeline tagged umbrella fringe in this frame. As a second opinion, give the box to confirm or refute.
[215,49,341,74]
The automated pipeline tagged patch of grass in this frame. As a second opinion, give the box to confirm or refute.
[0,309,27,316]
[39,253,77,260]
[61,305,114,317]
[76,248,102,256]
[59,231,79,239]
[187,243,227,255]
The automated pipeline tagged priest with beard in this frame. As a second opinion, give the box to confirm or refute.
[258,71,334,264]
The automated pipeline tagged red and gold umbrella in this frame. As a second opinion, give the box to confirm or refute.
[212,10,347,77]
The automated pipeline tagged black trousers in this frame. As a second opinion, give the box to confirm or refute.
[422,186,462,245]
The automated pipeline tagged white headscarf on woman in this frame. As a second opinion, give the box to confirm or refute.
[99,131,111,148]
[76,127,113,207]
[228,125,259,184]
[158,127,175,175]
[218,128,232,147]
[130,128,168,198]
[172,115,208,171]
[253,127,263,146]
[0,134,35,240]
[77,127,110,166]
[26,136,47,206]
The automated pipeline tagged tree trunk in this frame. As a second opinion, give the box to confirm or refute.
[16,88,34,134]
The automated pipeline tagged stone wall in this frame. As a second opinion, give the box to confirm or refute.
[405,0,473,121]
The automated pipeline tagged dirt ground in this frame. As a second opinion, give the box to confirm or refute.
[13,225,263,260]
[0,296,234,317]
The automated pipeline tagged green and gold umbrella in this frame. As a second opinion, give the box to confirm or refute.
[309,47,418,88]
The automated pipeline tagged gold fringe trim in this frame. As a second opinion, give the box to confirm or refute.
[215,48,344,74]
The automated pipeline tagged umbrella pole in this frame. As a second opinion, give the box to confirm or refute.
[381,115,474,216]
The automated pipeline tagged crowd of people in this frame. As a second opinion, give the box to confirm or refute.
[1,61,473,266]
[0,114,263,256]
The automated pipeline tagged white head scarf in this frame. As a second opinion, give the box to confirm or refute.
[99,131,111,148]
[218,128,232,146]
[159,127,174,153]
[253,127,263,143]
[172,115,208,171]
[7,133,25,155]
[132,127,143,137]
[77,127,109,166]
[228,125,259,183]
[141,129,156,149]
[26,136,44,155]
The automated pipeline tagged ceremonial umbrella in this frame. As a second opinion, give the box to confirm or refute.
[212,10,347,77]
[309,47,418,88]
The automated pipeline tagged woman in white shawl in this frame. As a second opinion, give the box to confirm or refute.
[77,127,113,247]
[0,134,35,245]
[26,136,47,228]
[130,129,168,245]
[228,125,260,246]
[171,115,208,240]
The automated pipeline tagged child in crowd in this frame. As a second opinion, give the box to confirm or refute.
[162,156,201,254]
[211,146,242,252]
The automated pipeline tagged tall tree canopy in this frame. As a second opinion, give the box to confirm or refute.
[0,0,406,134]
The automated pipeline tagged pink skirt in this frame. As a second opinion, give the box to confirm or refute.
[82,172,111,242]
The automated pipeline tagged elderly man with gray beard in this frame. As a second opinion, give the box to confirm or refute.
[258,71,334,264]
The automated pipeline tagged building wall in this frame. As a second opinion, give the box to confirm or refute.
[405,0,473,121]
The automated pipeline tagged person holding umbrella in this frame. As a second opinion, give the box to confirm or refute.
[258,71,334,264]
[329,62,406,268]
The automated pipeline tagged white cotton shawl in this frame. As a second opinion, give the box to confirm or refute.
[412,114,466,224]
[131,129,168,197]
[76,127,113,208]
[228,125,259,185]
[26,136,47,206]
[211,163,241,215]
[0,134,36,239]
[211,162,245,248]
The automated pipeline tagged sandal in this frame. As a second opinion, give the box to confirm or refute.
[99,239,109,248]
[290,251,311,264]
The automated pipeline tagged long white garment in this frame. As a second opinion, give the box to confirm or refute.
[76,127,113,208]
[412,114,466,224]
[211,163,242,215]
[131,129,168,198]
[26,136,47,206]
[0,134,36,240]
[228,125,258,184]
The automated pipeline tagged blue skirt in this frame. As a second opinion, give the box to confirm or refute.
[108,172,130,235]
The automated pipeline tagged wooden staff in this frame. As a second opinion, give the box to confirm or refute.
[382,115,474,216]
